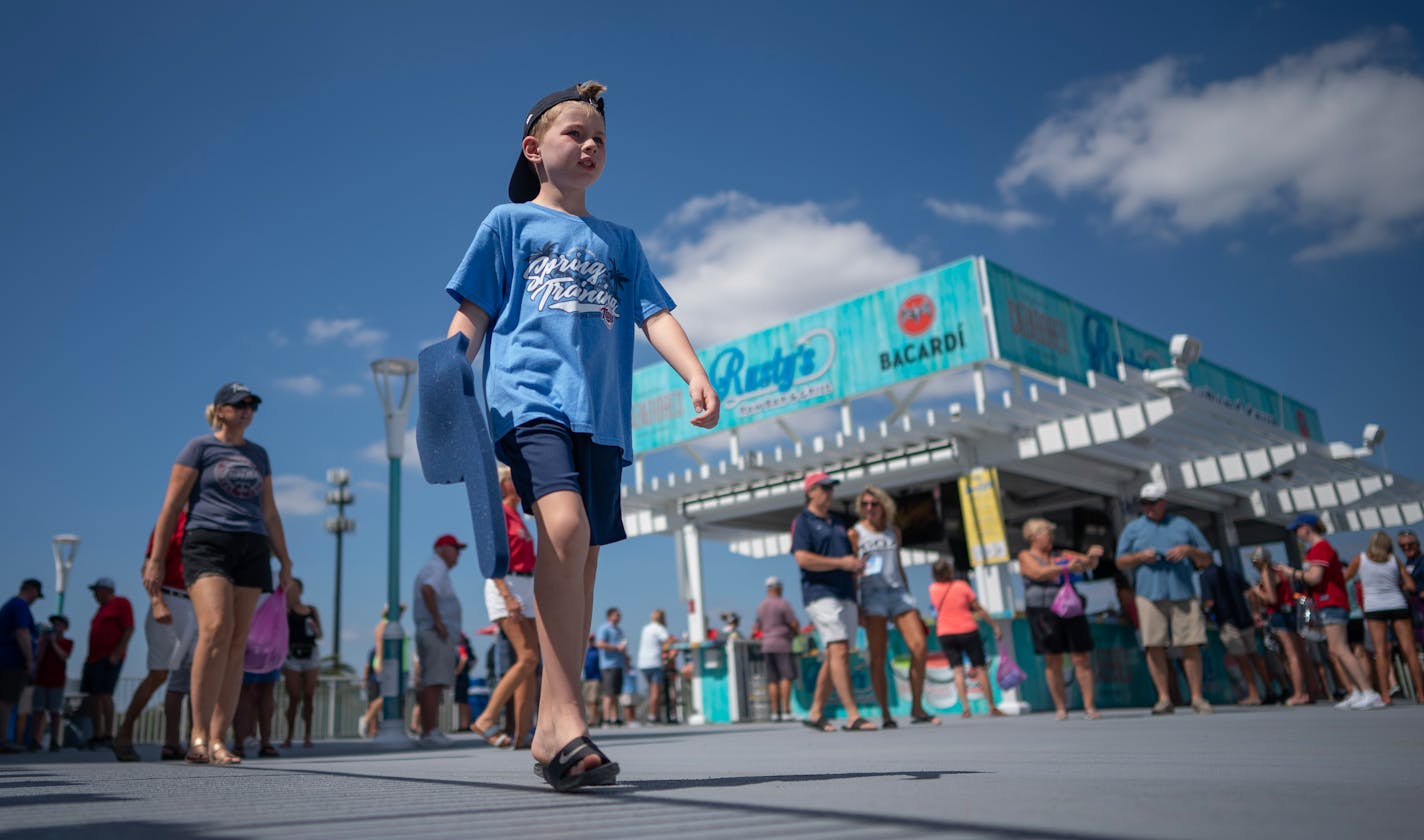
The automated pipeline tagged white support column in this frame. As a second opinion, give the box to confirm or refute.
[974,561,1030,715]
[728,430,741,467]
[840,400,853,437]
[678,522,708,724]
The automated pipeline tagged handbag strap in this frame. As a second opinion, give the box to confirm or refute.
[934,581,953,616]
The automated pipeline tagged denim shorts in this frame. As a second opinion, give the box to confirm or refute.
[640,666,665,687]
[1316,606,1349,625]
[497,419,626,546]
[859,582,917,618]
[1266,609,1295,632]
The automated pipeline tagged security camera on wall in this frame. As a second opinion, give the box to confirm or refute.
[1169,334,1202,369]
[1144,333,1201,391]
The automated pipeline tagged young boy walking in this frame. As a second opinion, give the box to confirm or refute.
[443,81,718,791]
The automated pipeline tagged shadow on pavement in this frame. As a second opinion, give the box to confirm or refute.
[241,764,1138,840]
[0,780,80,791]
[620,769,979,791]
[0,820,208,840]
[0,792,133,809]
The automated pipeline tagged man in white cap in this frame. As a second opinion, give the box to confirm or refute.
[82,577,134,746]
[753,575,801,722]
[1115,482,1215,714]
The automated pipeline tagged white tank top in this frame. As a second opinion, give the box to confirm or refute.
[853,522,903,589]
[1356,553,1408,612]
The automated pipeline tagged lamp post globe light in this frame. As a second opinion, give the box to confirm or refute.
[371,357,417,748]
[324,468,355,672]
[51,534,80,617]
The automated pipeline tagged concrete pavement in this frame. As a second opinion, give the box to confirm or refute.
[2,704,1418,839]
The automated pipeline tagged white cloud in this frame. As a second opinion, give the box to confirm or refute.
[276,375,323,396]
[272,475,327,516]
[998,28,1424,260]
[267,329,289,347]
[361,428,422,473]
[924,198,1046,232]
[306,318,388,348]
[332,383,365,397]
[648,192,922,345]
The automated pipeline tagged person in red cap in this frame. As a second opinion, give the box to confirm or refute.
[412,534,466,746]
[792,471,874,731]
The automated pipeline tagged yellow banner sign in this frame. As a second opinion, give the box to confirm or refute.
[959,467,1009,567]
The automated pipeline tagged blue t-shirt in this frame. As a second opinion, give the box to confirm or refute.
[791,509,857,603]
[595,621,627,670]
[176,434,272,534]
[582,645,601,681]
[0,596,36,669]
[1115,513,1211,602]
[446,203,676,465]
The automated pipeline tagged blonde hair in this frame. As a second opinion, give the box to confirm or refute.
[528,80,607,140]
[1366,530,1393,563]
[1022,517,1055,542]
[204,403,223,431]
[858,485,897,524]
[497,463,512,483]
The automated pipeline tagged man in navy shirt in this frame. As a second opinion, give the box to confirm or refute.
[792,471,873,731]
[1200,560,1270,705]
[0,579,43,753]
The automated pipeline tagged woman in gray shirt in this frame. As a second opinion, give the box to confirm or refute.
[144,382,294,765]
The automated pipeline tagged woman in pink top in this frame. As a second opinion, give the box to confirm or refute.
[928,560,1004,718]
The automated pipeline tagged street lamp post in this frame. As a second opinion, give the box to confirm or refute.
[371,357,417,748]
[51,535,80,616]
[324,468,355,671]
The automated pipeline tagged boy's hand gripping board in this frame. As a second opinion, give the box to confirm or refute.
[416,334,510,579]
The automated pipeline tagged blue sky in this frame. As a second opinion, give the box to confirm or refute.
[5,1,1423,671]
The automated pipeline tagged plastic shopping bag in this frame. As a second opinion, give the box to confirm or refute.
[244,588,290,673]
[1051,582,1085,619]
[996,651,1027,690]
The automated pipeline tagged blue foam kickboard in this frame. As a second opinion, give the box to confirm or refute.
[416,333,510,579]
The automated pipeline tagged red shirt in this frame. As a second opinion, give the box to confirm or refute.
[504,503,535,574]
[1305,540,1348,610]
[145,510,188,590]
[36,635,73,688]
[1266,575,1295,615]
[87,596,135,662]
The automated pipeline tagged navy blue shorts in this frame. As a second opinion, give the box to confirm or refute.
[497,419,626,546]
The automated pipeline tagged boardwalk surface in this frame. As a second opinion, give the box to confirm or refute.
[2,704,1417,839]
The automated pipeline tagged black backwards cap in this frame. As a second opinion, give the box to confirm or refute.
[508,84,606,203]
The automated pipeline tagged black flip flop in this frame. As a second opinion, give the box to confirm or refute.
[801,716,834,732]
[535,736,620,792]
[842,717,877,731]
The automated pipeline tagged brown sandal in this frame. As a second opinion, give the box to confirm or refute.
[184,740,210,764]
[209,744,242,766]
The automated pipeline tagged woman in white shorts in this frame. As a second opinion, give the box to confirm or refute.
[282,579,322,748]
[470,465,540,749]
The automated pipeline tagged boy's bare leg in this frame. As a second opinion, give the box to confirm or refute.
[530,490,602,777]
